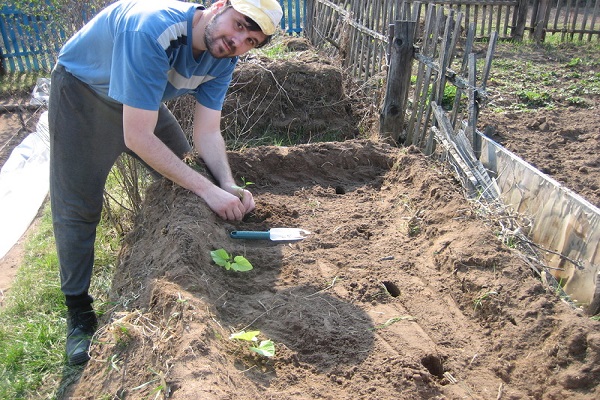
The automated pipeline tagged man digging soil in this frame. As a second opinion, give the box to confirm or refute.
[48,0,282,365]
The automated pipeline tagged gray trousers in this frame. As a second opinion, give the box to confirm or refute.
[48,64,192,298]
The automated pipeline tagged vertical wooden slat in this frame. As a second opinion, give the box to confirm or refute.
[467,53,479,159]
[0,12,16,72]
[503,4,511,36]
[412,1,423,41]
[474,3,480,38]
[446,12,464,129]
[409,3,437,146]
[589,0,600,41]
[354,0,366,79]
[369,0,382,78]
[465,4,471,37]
[14,15,32,72]
[481,4,488,36]
[496,5,503,36]
[434,9,453,104]
[571,0,581,40]
[416,5,445,146]
[481,31,498,89]
[304,0,314,40]
[579,0,593,41]
[488,3,495,36]
[450,21,475,127]
[552,0,561,33]
[346,0,357,75]
[563,0,573,41]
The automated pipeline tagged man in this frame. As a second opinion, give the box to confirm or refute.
[48,0,283,365]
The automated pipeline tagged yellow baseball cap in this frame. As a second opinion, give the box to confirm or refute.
[230,0,283,35]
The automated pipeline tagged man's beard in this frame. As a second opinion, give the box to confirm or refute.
[204,13,236,58]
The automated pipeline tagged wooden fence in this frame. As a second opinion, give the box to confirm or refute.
[378,3,498,152]
[336,1,600,314]
[304,0,600,82]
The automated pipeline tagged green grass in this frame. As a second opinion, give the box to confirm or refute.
[0,72,46,99]
[0,202,120,399]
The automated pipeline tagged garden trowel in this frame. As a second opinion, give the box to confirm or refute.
[230,228,311,241]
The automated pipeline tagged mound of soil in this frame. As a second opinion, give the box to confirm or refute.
[71,140,599,399]
[166,38,363,146]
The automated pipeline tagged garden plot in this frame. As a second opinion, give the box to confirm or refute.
[71,140,600,400]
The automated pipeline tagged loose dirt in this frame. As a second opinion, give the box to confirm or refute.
[72,139,599,399]
[0,38,599,399]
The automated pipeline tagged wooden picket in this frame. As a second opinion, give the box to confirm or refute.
[305,0,600,82]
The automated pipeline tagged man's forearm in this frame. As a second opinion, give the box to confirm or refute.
[195,130,236,188]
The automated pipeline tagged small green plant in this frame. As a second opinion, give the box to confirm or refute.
[516,90,552,108]
[230,330,276,357]
[473,290,498,310]
[441,83,457,109]
[407,216,421,237]
[230,177,254,200]
[210,249,253,272]
[565,96,588,107]
[566,57,582,68]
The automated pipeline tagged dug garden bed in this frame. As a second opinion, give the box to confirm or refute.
[70,140,599,399]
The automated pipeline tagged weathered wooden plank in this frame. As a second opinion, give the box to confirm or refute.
[407,4,435,144]
[380,19,416,143]
[467,53,479,159]
[481,4,488,35]
[412,5,443,145]
[487,3,494,35]
[579,0,593,41]
[589,0,600,41]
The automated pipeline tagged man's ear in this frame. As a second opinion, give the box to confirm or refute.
[211,0,227,11]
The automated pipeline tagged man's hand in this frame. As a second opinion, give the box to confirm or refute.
[202,184,255,221]
[228,184,256,214]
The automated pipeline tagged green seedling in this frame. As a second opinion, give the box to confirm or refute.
[230,330,276,357]
[210,249,253,272]
[473,291,498,310]
[231,177,254,200]
[566,57,582,68]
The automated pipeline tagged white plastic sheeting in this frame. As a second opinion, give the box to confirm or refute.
[0,111,50,259]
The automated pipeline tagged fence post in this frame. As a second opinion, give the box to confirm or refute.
[512,0,529,41]
[379,19,416,144]
[533,0,551,43]
[304,0,313,39]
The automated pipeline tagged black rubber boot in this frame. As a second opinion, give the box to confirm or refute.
[66,306,98,365]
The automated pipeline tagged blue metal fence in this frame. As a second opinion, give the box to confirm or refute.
[281,0,304,34]
[0,5,66,73]
[0,0,306,74]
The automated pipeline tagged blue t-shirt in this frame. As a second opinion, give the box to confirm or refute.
[58,0,237,111]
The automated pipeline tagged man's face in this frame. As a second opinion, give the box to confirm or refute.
[204,7,268,58]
